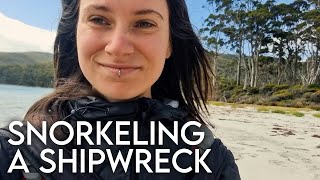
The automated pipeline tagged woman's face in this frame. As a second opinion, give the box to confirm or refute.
[76,0,171,102]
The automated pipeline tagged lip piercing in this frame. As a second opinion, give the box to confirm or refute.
[118,69,121,78]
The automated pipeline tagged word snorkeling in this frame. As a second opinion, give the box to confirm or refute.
[7,120,212,174]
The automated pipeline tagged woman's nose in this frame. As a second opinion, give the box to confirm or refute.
[104,29,134,57]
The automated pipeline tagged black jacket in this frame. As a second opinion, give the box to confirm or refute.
[0,97,241,180]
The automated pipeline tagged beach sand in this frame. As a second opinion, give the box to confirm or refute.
[208,105,320,180]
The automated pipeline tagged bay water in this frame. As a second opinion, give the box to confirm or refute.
[0,84,53,127]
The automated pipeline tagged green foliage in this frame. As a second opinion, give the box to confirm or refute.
[273,99,305,108]
[0,63,54,87]
[309,104,320,111]
[237,95,260,104]
[259,56,275,64]
[0,52,54,87]
[290,112,304,117]
[202,0,320,87]
[302,92,313,99]
[259,84,276,94]
[302,88,319,93]
[273,90,288,95]
[257,107,270,112]
[214,79,320,109]
[309,90,320,103]
[270,90,293,101]
[247,87,260,95]
[273,84,290,92]
[217,77,237,92]
[303,84,320,93]
[313,114,320,118]
[290,85,304,98]
[307,84,320,89]
[0,52,52,65]
[271,110,286,114]
[230,86,246,101]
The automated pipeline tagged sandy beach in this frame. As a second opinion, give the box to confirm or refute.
[208,105,320,180]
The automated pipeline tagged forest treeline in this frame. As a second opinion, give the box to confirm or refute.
[0,52,53,87]
[200,0,320,88]
[199,0,320,108]
[0,63,54,87]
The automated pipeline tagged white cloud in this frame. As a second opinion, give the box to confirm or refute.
[0,12,56,53]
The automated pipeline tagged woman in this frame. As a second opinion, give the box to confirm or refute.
[0,0,241,179]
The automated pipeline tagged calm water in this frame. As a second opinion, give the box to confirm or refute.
[0,84,52,127]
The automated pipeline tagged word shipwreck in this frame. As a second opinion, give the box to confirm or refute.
[7,121,212,173]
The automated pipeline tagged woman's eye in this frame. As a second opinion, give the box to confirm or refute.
[89,16,109,25]
[135,21,155,28]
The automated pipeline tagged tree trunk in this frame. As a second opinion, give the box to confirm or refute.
[243,57,250,90]
[236,53,242,86]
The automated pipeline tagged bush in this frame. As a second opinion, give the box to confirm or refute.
[259,84,276,94]
[273,90,288,95]
[276,99,305,108]
[303,84,320,93]
[247,87,260,95]
[270,90,294,101]
[309,90,320,103]
[230,86,246,101]
[309,104,320,111]
[221,91,232,101]
[237,95,259,104]
[273,84,290,92]
[307,84,320,89]
[302,92,313,99]
[292,85,303,89]
[288,99,305,108]
[302,87,318,93]
[290,86,304,98]
[218,77,237,91]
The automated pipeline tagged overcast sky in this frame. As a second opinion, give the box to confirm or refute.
[0,0,211,31]
[0,0,293,32]
[0,0,294,53]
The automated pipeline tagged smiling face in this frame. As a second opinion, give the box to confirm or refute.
[76,0,171,102]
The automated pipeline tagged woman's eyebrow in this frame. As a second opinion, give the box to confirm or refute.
[82,4,111,13]
[82,5,164,20]
[134,9,164,20]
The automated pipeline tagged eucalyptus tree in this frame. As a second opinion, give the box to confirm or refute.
[244,0,274,87]
[268,2,306,85]
[201,0,249,87]
[200,13,225,86]
[299,0,320,85]
[202,0,275,88]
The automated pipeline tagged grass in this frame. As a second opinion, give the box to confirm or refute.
[209,101,229,106]
[209,101,310,117]
[231,104,246,108]
[263,108,305,117]
[209,101,250,108]
[271,110,287,114]
[313,113,320,118]
[209,101,312,118]
[257,107,270,112]
[290,112,305,117]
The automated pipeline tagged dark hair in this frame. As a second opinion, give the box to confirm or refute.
[25,0,213,125]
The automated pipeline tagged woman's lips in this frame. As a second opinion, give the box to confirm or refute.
[98,63,141,77]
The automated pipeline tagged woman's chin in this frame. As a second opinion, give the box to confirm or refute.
[105,96,138,102]
[98,92,142,102]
